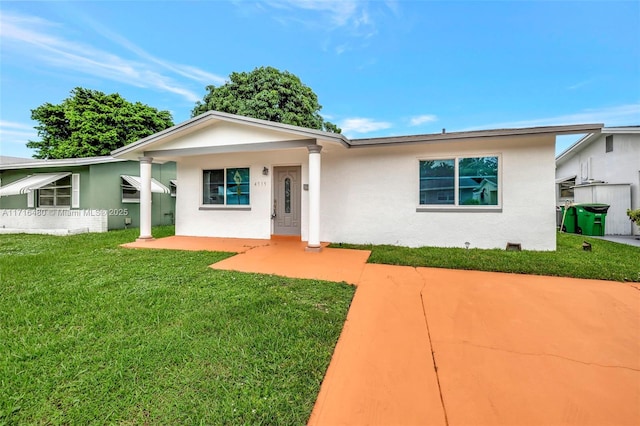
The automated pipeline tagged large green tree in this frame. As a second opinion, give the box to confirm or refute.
[192,66,341,133]
[27,88,174,159]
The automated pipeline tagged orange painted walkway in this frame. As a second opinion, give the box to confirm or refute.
[124,236,640,426]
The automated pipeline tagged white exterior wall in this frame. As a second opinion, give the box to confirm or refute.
[176,149,310,239]
[173,134,557,250]
[556,133,640,235]
[320,135,557,250]
[0,209,108,233]
[146,121,315,151]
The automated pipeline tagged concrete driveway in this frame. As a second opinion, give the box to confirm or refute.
[125,236,640,425]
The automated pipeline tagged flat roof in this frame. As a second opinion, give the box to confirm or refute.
[351,123,604,147]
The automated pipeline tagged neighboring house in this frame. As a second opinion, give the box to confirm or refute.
[556,127,640,236]
[112,110,600,251]
[0,156,176,234]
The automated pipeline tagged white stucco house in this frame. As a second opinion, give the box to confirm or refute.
[112,111,601,251]
[556,126,640,236]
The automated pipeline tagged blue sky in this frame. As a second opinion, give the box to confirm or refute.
[1,0,639,159]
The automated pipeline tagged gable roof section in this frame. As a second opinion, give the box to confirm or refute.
[111,110,351,160]
[556,126,640,165]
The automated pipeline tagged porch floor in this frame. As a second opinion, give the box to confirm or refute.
[123,235,640,426]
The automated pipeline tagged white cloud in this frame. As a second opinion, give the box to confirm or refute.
[258,0,381,41]
[340,117,392,134]
[465,104,640,131]
[84,19,226,86]
[0,121,33,130]
[410,114,438,126]
[265,0,359,27]
[0,11,224,103]
[567,79,595,90]
[0,121,37,145]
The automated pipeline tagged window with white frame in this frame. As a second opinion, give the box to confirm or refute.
[39,175,72,207]
[419,156,499,206]
[203,168,250,205]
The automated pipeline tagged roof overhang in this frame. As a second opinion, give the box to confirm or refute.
[0,172,71,197]
[121,175,170,194]
[351,123,604,147]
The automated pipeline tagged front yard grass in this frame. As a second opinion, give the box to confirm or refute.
[0,227,355,424]
[335,232,640,282]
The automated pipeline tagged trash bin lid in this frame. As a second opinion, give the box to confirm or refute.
[575,204,610,213]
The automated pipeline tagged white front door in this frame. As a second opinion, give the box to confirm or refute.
[273,166,301,236]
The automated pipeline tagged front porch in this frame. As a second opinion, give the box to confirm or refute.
[111,111,349,251]
[122,235,370,283]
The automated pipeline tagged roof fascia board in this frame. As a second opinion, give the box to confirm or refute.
[351,123,603,147]
[601,126,640,134]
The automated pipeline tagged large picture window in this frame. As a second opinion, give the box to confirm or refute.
[203,167,250,205]
[420,156,499,207]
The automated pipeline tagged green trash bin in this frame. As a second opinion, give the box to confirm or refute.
[575,204,609,236]
[560,206,578,233]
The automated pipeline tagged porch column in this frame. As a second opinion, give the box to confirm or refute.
[137,156,154,242]
[306,144,322,252]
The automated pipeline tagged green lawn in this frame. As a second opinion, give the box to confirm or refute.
[0,227,355,425]
[334,232,640,282]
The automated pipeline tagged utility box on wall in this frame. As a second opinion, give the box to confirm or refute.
[573,183,632,235]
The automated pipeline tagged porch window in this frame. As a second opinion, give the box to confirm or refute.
[39,175,72,207]
[419,156,499,207]
[203,167,250,205]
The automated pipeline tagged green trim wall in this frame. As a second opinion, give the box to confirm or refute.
[0,161,176,230]
[0,166,91,209]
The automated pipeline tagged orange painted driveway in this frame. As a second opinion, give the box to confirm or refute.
[124,236,640,425]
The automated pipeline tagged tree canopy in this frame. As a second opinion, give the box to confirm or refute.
[192,66,340,133]
[27,88,174,159]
